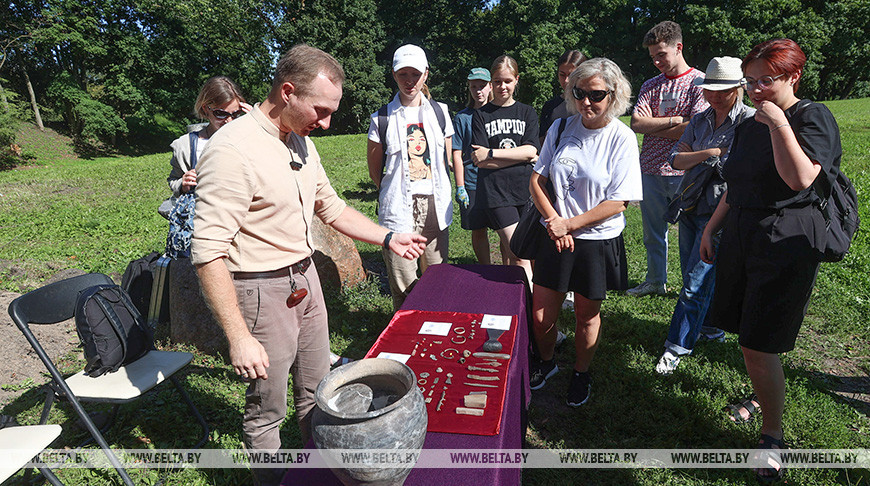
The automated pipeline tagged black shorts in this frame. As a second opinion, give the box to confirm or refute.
[486,205,524,231]
[459,189,489,231]
[708,206,823,353]
[532,234,629,300]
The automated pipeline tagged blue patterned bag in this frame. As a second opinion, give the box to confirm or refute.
[166,193,196,257]
[166,132,198,258]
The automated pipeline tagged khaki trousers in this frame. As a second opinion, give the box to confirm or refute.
[233,265,330,451]
[382,194,449,310]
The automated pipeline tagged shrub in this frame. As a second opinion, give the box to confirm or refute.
[46,72,127,151]
[125,108,187,152]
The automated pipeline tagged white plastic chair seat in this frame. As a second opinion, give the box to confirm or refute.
[65,351,193,401]
[0,424,62,482]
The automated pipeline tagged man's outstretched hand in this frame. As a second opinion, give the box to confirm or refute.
[389,233,427,260]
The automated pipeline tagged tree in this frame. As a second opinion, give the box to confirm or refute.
[47,71,126,147]
[273,0,391,133]
[817,0,870,99]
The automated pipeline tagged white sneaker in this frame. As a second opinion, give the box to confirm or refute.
[655,351,681,375]
[562,291,575,310]
[626,282,666,297]
[555,330,567,347]
[330,352,353,367]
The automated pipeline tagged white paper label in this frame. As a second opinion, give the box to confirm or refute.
[375,352,411,364]
[418,321,453,336]
[480,314,512,331]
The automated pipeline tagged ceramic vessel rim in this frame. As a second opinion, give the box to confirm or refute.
[314,358,417,420]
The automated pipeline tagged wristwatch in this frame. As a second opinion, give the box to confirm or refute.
[383,231,394,249]
[487,148,494,160]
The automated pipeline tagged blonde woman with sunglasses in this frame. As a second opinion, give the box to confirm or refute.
[527,58,641,407]
[167,76,251,197]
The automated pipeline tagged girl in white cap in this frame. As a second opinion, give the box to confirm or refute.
[366,44,454,310]
[654,56,755,375]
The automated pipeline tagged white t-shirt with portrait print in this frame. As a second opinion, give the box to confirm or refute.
[399,105,433,196]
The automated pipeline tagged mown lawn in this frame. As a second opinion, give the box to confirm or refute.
[0,98,868,485]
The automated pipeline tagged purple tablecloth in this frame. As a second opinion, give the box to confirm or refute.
[283,264,530,485]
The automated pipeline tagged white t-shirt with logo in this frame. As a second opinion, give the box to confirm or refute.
[534,115,643,240]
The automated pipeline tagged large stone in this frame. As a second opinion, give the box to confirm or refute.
[167,220,366,355]
[168,258,227,356]
[310,216,367,289]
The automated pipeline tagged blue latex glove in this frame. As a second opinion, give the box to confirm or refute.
[456,186,470,209]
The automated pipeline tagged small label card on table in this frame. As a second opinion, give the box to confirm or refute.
[418,321,453,336]
[480,314,512,331]
[374,352,411,364]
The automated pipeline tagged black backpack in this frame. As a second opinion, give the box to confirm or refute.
[121,251,161,318]
[787,100,860,262]
[815,168,860,262]
[75,284,153,377]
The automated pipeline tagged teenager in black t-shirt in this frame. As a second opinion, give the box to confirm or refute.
[699,39,842,484]
[471,55,540,282]
[539,50,587,144]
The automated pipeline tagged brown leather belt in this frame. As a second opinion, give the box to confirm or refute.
[232,257,311,280]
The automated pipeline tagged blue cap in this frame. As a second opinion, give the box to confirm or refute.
[467,67,491,82]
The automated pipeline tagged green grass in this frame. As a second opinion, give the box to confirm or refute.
[1,99,869,485]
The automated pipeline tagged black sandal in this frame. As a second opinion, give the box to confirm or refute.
[723,393,761,423]
[754,433,786,484]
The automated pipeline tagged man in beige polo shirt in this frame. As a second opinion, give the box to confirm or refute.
[191,45,426,483]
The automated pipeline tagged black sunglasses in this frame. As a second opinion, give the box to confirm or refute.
[572,87,612,103]
[211,108,246,120]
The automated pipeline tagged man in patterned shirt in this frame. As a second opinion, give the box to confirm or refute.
[628,21,709,297]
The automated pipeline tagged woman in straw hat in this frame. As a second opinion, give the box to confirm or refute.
[654,57,755,375]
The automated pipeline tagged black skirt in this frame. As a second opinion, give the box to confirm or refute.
[708,205,823,353]
[532,234,628,300]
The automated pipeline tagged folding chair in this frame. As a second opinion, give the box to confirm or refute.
[8,273,209,486]
[0,424,64,485]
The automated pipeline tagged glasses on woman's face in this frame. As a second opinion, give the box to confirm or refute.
[572,87,611,103]
[211,108,246,120]
[741,73,785,91]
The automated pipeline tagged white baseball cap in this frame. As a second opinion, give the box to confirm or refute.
[392,44,428,73]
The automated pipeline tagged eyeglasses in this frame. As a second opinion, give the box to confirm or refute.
[741,74,785,90]
[572,87,612,103]
[211,108,246,120]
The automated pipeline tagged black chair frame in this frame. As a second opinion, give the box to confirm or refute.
[9,273,209,486]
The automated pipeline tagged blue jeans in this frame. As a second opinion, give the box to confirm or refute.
[665,213,719,355]
[640,174,682,286]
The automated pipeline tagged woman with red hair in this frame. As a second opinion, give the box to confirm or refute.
[700,39,842,483]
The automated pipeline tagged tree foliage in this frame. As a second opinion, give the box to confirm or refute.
[0,0,867,153]
[46,71,127,146]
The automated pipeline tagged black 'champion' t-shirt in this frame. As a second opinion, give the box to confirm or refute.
[471,102,541,208]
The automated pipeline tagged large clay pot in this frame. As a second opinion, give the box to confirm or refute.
[311,358,427,486]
